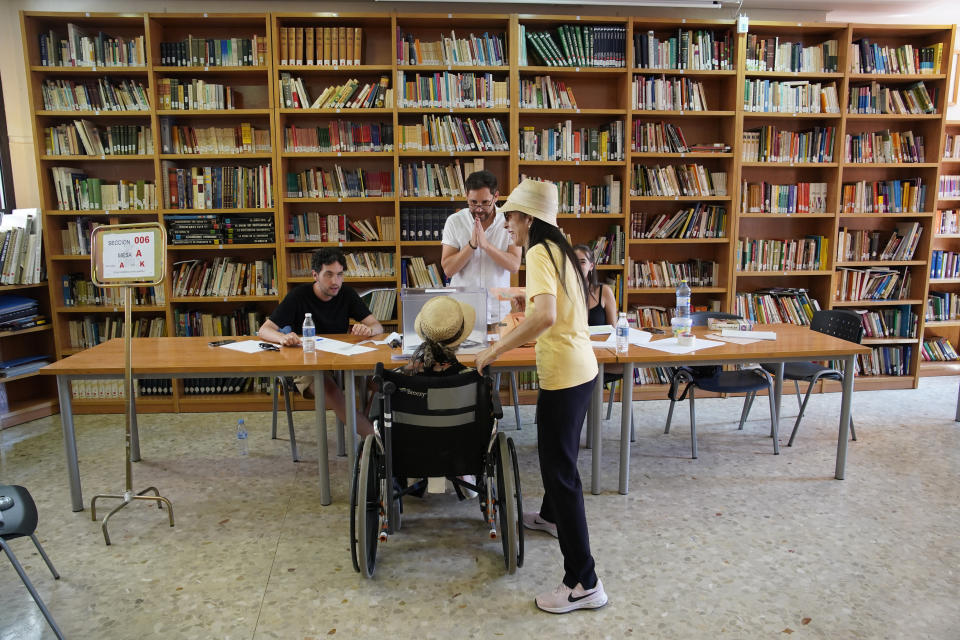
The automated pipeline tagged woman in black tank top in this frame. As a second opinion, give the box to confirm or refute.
[574,244,623,379]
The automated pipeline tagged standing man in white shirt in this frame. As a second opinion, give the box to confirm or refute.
[441,171,522,328]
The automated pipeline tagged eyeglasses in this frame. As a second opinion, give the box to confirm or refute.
[468,199,496,210]
[258,342,280,351]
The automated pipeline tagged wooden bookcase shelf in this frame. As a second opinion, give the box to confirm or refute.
[19,11,956,415]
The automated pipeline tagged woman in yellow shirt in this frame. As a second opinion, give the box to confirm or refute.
[475,179,606,614]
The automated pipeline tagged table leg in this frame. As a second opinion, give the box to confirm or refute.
[345,369,357,481]
[315,372,330,506]
[618,363,634,495]
[589,363,602,492]
[835,355,855,480]
[57,375,83,512]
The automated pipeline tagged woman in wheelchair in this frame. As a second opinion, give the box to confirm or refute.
[475,179,608,614]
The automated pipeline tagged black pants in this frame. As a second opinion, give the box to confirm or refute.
[537,375,598,589]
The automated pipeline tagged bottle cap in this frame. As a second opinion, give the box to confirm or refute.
[239,418,245,424]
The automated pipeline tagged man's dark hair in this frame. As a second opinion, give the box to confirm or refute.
[464,170,498,194]
[312,247,346,273]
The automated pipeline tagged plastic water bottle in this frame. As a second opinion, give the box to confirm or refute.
[302,312,316,354]
[676,279,691,319]
[615,312,629,354]
[236,419,248,456]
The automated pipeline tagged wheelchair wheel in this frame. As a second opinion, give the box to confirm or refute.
[356,434,383,578]
[349,442,363,573]
[495,432,519,574]
[507,437,524,569]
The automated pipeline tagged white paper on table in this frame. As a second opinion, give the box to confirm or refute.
[219,340,268,354]
[588,324,614,335]
[638,336,724,355]
[707,333,762,345]
[314,336,375,356]
[721,328,777,340]
[629,328,653,344]
[365,331,401,345]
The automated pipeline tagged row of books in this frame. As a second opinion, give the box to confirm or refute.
[944,135,960,159]
[920,337,959,362]
[855,346,912,376]
[631,205,727,240]
[39,25,145,67]
[397,29,506,67]
[627,259,718,288]
[934,210,958,235]
[520,76,578,110]
[0,356,51,379]
[285,167,394,199]
[399,207,452,243]
[837,223,922,262]
[280,74,392,110]
[735,235,828,272]
[521,25,627,68]
[67,315,166,350]
[632,121,696,154]
[41,77,150,112]
[279,26,362,66]
[938,175,960,198]
[518,175,621,215]
[344,252,395,279]
[519,122,625,162]
[835,266,912,301]
[742,80,840,114]
[399,161,472,198]
[857,306,917,338]
[631,75,711,112]
[173,308,264,337]
[631,165,727,198]
[740,181,829,214]
[840,178,926,214]
[44,121,152,156]
[163,163,273,210]
[182,378,274,396]
[61,275,164,307]
[159,36,266,67]
[634,29,733,71]
[282,122,393,153]
[0,210,44,286]
[359,289,397,322]
[744,36,839,73]
[734,288,821,326]
[629,300,722,328]
[587,226,626,266]
[930,250,960,280]
[0,294,46,332]
[159,119,270,155]
[287,213,389,243]
[927,291,960,321]
[398,115,508,152]
[398,72,509,109]
[847,81,936,115]
[401,256,445,288]
[167,214,275,246]
[71,378,155,399]
[156,79,240,111]
[849,40,942,75]
[171,258,278,297]
[741,126,836,164]
[845,130,925,164]
[51,168,156,210]
[59,217,100,255]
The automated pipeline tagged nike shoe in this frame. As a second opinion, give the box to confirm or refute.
[523,511,558,538]
[535,579,608,614]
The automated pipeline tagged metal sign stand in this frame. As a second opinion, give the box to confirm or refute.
[88,223,173,545]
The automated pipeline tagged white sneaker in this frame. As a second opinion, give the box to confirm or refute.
[535,579,608,614]
[523,511,558,538]
[458,475,478,499]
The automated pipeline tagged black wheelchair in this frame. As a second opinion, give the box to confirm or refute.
[350,363,524,578]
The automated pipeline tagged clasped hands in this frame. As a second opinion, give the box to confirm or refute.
[470,218,491,251]
[275,322,374,347]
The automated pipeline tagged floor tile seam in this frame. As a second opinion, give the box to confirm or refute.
[251,466,299,640]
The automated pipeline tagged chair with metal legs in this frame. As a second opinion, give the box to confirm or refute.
[0,485,65,640]
[493,371,523,429]
[271,376,300,461]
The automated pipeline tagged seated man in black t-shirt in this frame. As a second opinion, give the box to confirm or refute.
[258,248,384,436]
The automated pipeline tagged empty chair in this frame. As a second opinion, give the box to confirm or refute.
[749,309,864,446]
[664,312,779,458]
[0,485,65,640]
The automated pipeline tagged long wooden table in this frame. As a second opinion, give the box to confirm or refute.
[605,323,871,495]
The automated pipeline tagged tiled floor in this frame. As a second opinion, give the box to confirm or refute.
[1,376,959,639]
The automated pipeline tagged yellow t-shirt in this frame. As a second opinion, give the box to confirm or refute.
[525,241,598,390]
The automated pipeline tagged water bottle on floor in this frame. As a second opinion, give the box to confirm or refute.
[616,312,629,355]
[236,418,248,456]
[302,312,316,354]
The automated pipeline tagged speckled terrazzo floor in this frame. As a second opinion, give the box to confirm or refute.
[1,376,959,639]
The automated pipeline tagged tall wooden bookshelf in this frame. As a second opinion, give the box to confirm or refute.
[18,11,957,414]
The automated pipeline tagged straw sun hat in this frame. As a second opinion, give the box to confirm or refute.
[414,296,476,348]
[501,178,559,227]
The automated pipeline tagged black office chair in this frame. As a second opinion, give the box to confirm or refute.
[664,312,780,458]
[747,309,864,447]
[0,485,65,640]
